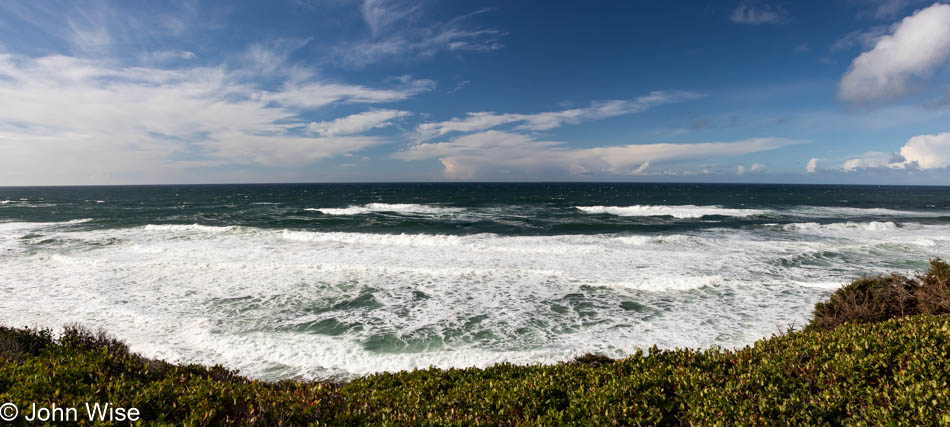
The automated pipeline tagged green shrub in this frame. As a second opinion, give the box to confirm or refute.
[60,323,130,356]
[0,325,53,361]
[808,258,950,331]
[3,315,948,425]
[916,258,950,315]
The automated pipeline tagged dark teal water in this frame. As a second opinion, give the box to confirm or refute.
[2,183,949,234]
[1,183,949,380]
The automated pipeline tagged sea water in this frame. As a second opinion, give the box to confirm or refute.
[1,183,948,380]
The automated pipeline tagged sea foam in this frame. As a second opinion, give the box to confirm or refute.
[143,224,238,233]
[1,220,948,380]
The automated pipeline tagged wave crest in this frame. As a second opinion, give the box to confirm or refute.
[143,224,237,233]
[307,203,464,216]
[783,221,899,232]
[576,205,766,218]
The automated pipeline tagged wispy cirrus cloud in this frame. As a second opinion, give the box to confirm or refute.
[0,0,113,53]
[852,0,930,19]
[334,1,505,67]
[830,25,891,53]
[261,77,433,110]
[141,49,198,64]
[243,38,315,75]
[729,2,790,25]
[394,130,801,179]
[0,0,206,56]
[360,0,422,38]
[414,91,704,140]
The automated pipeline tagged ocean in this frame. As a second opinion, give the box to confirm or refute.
[1,183,948,380]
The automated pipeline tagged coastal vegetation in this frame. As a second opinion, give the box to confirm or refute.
[1,260,948,425]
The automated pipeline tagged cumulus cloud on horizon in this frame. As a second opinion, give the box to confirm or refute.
[737,163,765,175]
[840,132,950,171]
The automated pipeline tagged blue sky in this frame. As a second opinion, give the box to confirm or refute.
[1,0,950,185]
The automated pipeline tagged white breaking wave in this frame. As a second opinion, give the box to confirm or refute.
[787,206,946,217]
[307,203,464,216]
[783,221,899,232]
[281,230,464,247]
[0,221,948,380]
[0,218,92,229]
[594,275,723,292]
[614,234,699,245]
[578,205,947,220]
[789,280,846,289]
[0,221,44,233]
[143,224,238,233]
[0,202,56,208]
[64,218,94,224]
[576,205,767,218]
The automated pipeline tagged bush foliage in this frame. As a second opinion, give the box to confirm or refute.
[808,258,950,331]
[1,261,949,425]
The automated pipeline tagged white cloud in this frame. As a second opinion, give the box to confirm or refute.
[261,78,433,110]
[201,131,382,166]
[806,158,819,173]
[394,131,800,179]
[838,3,950,104]
[841,152,903,171]
[730,3,789,25]
[415,91,703,140]
[0,53,422,184]
[142,50,198,63]
[307,109,410,137]
[737,163,765,175]
[899,132,950,169]
[840,132,950,172]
